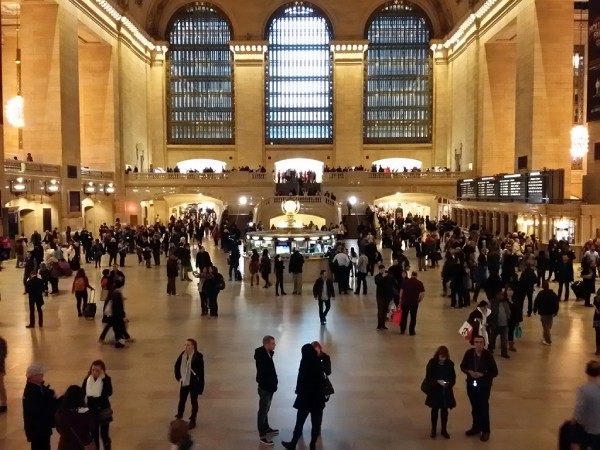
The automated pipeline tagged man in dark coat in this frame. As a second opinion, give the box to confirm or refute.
[375,264,394,331]
[255,335,278,446]
[289,249,305,295]
[174,339,205,430]
[23,363,56,450]
[313,270,335,325]
[25,271,45,328]
[195,246,212,272]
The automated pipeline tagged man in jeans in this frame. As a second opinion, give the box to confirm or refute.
[313,270,335,325]
[572,360,600,448]
[399,271,425,335]
[354,252,369,295]
[254,335,278,446]
[533,281,560,345]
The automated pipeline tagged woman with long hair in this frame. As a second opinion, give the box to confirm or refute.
[422,346,456,439]
[72,268,94,317]
[55,385,95,450]
[282,344,327,450]
[260,249,272,288]
[82,360,113,450]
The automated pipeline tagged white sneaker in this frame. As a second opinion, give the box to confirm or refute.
[541,340,551,346]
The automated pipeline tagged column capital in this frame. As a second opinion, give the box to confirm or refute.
[330,40,368,62]
[230,41,268,63]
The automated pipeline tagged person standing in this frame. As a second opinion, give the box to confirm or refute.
[174,339,205,430]
[274,255,287,296]
[0,336,6,414]
[54,385,95,450]
[333,249,351,295]
[460,336,498,442]
[533,281,560,346]
[254,335,278,446]
[518,264,538,317]
[195,245,212,274]
[572,360,600,448]
[375,265,393,331]
[72,268,94,317]
[204,266,225,317]
[423,346,456,439]
[282,344,327,450]
[289,249,304,295]
[23,363,56,450]
[167,253,179,296]
[260,249,272,288]
[593,290,600,356]
[487,290,511,358]
[248,249,260,287]
[82,360,113,450]
[556,254,574,301]
[313,270,335,325]
[25,271,45,328]
[399,271,425,336]
[354,252,369,295]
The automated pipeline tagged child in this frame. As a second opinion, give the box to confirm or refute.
[143,245,152,268]
[38,262,50,296]
[100,269,111,302]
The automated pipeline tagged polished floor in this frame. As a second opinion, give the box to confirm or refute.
[0,241,595,449]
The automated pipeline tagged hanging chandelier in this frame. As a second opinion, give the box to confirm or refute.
[6,95,24,128]
[570,125,588,159]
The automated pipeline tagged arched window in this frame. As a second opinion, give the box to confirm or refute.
[266,3,333,144]
[167,3,233,144]
[365,1,432,143]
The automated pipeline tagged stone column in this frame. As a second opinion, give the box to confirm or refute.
[508,213,515,234]
[230,42,267,168]
[514,0,572,195]
[491,212,498,234]
[431,42,449,167]
[331,41,368,167]
[148,46,167,169]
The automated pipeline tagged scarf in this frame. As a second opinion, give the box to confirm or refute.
[86,375,104,398]
[180,353,192,387]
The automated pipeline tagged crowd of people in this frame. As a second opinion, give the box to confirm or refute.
[323,164,452,173]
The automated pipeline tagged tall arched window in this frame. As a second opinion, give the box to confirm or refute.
[167,3,233,144]
[365,1,432,143]
[266,3,333,144]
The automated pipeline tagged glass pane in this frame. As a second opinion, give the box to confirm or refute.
[266,3,333,144]
[167,3,234,144]
[364,1,432,143]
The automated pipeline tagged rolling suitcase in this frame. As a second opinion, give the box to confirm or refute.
[83,290,97,320]
[235,269,242,281]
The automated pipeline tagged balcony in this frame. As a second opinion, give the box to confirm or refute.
[124,171,272,188]
[4,159,61,177]
[322,170,466,185]
[80,168,115,181]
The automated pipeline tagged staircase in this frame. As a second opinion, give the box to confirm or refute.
[342,214,370,239]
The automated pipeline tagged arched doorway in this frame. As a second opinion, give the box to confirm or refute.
[175,159,227,173]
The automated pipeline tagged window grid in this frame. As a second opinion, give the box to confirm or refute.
[167,3,234,144]
[365,2,432,143]
[266,3,333,144]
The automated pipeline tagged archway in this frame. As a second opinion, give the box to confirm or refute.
[374,193,441,220]
[269,214,326,230]
[372,158,422,172]
[175,159,227,173]
[275,158,324,182]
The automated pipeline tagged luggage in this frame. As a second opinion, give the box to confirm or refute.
[235,269,242,281]
[83,290,96,320]
[58,260,72,277]
[571,280,584,298]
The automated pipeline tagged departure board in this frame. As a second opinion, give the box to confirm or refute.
[457,170,564,203]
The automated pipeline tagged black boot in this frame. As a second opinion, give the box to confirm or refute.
[441,409,450,438]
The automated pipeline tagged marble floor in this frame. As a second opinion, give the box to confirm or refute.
[0,241,595,450]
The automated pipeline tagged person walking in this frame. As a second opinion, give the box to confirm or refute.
[282,344,327,450]
[572,360,600,448]
[487,289,511,358]
[248,249,260,287]
[423,346,456,439]
[460,336,498,442]
[260,249,272,288]
[399,271,425,336]
[254,335,278,446]
[506,285,522,353]
[99,279,127,349]
[533,281,560,346]
[467,301,491,346]
[72,268,94,317]
[174,339,205,430]
[55,385,95,450]
[169,419,198,450]
[556,254,574,301]
[0,336,6,414]
[82,360,113,450]
[227,245,240,282]
[332,249,351,294]
[167,253,179,296]
[25,271,45,328]
[204,266,225,317]
[354,252,369,295]
[313,270,335,325]
[23,363,57,450]
[374,265,393,331]
[274,255,287,296]
[593,290,600,356]
[289,249,304,295]
[518,264,538,317]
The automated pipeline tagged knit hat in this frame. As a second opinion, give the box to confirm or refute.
[26,363,45,378]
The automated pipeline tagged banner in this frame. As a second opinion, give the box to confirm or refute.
[588,0,600,121]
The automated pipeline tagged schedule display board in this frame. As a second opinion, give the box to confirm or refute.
[457,170,564,204]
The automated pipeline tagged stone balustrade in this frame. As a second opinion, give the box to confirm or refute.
[4,159,61,176]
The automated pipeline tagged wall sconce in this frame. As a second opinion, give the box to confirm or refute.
[10,177,28,195]
[104,183,115,195]
[84,181,96,195]
[44,179,60,195]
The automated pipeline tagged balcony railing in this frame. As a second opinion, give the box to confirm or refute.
[4,159,61,176]
[322,170,467,183]
[81,168,115,180]
[262,195,338,208]
[124,171,272,186]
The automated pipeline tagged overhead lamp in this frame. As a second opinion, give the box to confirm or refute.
[10,177,28,194]
[239,196,248,206]
[104,183,115,195]
[44,179,60,195]
[348,196,357,206]
[84,181,96,195]
[6,95,24,128]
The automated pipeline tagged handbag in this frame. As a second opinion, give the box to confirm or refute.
[323,375,334,401]
[514,324,523,339]
[420,378,432,395]
[458,321,473,341]
[391,309,402,326]
[98,407,113,423]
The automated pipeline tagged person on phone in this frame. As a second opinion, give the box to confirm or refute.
[174,339,205,430]
[82,360,113,450]
[460,336,498,442]
[254,335,278,446]
[54,385,95,450]
[423,346,456,439]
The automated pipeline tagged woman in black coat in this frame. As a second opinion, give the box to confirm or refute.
[282,344,326,450]
[423,346,456,439]
[274,255,286,296]
[174,339,205,429]
[260,249,272,288]
[82,360,113,450]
